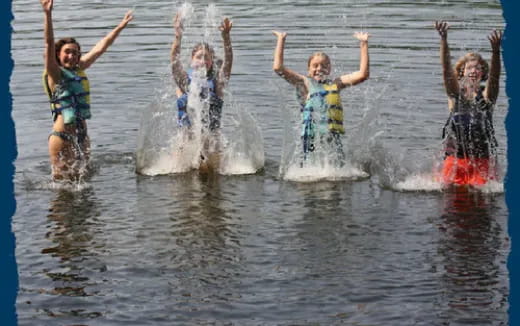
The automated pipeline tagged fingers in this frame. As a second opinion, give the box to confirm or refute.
[40,0,53,11]
[353,31,370,41]
[219,17,233,33]
[272,30,287,39]
[488,29,503,41]
[434,20,449,38]
[488,29,503,50]
[124,10,134,22]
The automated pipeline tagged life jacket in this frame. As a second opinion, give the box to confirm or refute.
[43,67,91,124]
[176,69,223,131]
[442,88,497,159]
[300,78,345,141]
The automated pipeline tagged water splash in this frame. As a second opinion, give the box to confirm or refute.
[19,170,92,192]
[136,3,263,176]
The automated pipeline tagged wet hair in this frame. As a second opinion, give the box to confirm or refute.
[191,42,220,76]
[307,52,331,68]
[454,52,489,81]
[55,37,81,66]
[191,42,214,59]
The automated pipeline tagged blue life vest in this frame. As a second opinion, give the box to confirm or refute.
[442,89,497,159]
[43,67,91,124]
[176,69,223,131]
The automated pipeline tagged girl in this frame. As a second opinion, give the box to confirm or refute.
[40,0,133,181]
[434,21,502,186]
[272,30,370,166]
[170,12,233,173]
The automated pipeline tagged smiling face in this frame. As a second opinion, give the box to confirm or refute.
[307,53,331,82]
[57,42,81,69]
[455,52,488,83]
[463,60,484,83]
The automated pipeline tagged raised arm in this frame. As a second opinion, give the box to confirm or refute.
[170,12,188,93]
[218,18,233,84]
[40,0,61,89]
[484,30,502,103]
[335,32,370,90]
[435,21,459,98]
[272,31,306,88]
[79,10,133,70]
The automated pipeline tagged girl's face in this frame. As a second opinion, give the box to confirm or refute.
[191,48,213,71]
[308,56,331,81]
[58,43,81,69]
[463,59,484,82]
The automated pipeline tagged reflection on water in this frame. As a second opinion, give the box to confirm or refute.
[17,189,105,325]
[437,188,509,325]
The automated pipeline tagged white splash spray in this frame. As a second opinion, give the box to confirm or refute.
[135,3,264,176]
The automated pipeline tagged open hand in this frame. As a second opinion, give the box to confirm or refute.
[119,10,134,29]
[272,30,287,39]
[219,18,233,35]
[40,0,53,13]
[435,21,449,39]
[353,31,370,42]
[488,29,503,52]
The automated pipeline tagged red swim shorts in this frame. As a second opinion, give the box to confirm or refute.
[441,156,496,186]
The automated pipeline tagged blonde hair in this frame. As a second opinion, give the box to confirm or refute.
[454,52,489,81]
[307,52,331,68]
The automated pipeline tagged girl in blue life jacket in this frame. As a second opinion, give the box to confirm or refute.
[40,0,133,181]
[434,21,502,186]
[170,12,233,173]
[272,30,370,166]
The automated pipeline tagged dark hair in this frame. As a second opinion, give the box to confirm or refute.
[454,52,489,81]
[191,42,218,76]
[55,37,81,66]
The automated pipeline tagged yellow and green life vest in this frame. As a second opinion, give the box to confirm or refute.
[43,67,91,124]
[301,78,345,139]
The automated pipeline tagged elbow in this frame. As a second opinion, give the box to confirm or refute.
[360,69,369,82]
[273,65,283,75]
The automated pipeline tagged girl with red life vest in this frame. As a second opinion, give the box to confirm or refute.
[272,30,370,166]
[434,21,502,186]
[170,12,233,173]
[40,0,133,181]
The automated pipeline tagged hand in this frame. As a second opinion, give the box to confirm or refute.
[173,12,184,38]
[435,21,449,39]
[40,0,53,13]
[488,29,503,52]
[119,10,134,29]
[219,18,233,35]
[272,30,287,40]
[353,31,370,42]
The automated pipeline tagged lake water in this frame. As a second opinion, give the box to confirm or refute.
[11,0,509,325]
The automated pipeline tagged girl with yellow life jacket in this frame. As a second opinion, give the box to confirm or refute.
[40,0,133,181]
[272,30,370,165]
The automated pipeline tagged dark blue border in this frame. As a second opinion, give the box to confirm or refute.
[503,0,519,325]
[1,0,17,325]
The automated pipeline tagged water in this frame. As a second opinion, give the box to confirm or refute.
[11,0,509,325]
